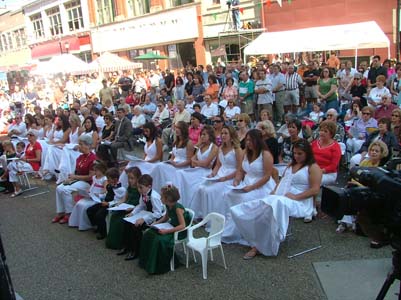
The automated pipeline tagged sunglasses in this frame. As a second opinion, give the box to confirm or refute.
[362,112,371,115]
[27,133,35,137]
[326,114,334,117]
[213,120,223,123]
[238,119,245,122]
[392,114,400,117]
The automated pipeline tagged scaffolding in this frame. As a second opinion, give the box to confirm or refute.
[217,28,264,63]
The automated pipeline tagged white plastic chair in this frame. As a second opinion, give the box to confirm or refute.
[170,208,195,271]
[185,212,227,279]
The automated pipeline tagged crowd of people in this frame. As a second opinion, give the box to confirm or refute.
[0,54,400,273]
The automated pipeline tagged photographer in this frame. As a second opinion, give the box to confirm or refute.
[230,0,241,31]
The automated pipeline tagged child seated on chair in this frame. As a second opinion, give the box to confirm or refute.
[15,142,25,158]
[86,167,126,240]
[117,174,163,261]
[139,183,190,274]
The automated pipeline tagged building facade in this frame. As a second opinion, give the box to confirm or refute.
[201,0,264,64]
[263,0,398,60]
[23,0,92,62]
[88,0,205,69]
[0,9,30,68]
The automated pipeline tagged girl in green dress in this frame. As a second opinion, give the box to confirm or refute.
[106,167,142,249]
[139,184,189,274]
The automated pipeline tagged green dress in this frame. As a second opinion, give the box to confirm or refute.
[139,203,190,274]
[105,187,140,249]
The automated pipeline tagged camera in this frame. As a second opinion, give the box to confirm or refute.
[321,163,401,299]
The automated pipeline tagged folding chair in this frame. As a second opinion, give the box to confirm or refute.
[286,217,322,259]
[18,171,50,199]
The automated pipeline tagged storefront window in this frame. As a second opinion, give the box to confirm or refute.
[75,51,92,63]
[65,0,84,31]
[0,39,3,52]
[126,0,150,17]
[30,13,44,39]
[166,0,193,8]
[1,35,7,51]
[47,7,63,36]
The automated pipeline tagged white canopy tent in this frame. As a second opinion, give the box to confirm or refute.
[89,52,143,73]
[244,21,390,65]
[32,54,92,75]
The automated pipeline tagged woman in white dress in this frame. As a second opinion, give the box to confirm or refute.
[69,163,107,230]
[150,121,194,193]
[41,115,71,179]
[222,129,276,244]
[55,114,82,184]
[120,122,163,187]
[176,125,218,207]
[189,125,242,218]
[232,140,322,259]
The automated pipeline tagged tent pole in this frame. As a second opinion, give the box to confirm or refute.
[354,49,358,70]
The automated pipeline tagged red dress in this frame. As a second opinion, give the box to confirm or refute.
[25,142,42,171]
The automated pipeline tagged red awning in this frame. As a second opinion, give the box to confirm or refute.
[31,36,81,59]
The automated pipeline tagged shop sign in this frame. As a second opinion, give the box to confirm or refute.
[91,6,198,53]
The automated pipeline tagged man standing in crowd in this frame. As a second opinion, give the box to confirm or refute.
[99,79,113,106]
[238,71,255,121]
[285,64,303,114]
[368,55,387,89]
[271,64,286,126]
[303,61,320,112]
[254,69,273,119]
[164,69,175,96]
[118,71,133,98]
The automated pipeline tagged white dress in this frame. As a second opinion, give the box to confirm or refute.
[69,175,107,230]
[120,139,159,188]
[222,152,275,244]
[57,128,81,183]
[150,145,190,193]
[176,143,216,207]
[188,148,238,218]
[42,129,65,174]
[230,165,313,256]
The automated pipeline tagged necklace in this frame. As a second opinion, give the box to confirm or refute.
[77,153,91,170]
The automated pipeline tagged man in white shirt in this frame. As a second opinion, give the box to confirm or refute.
[201,94,219,119]
[255,70,273,121]
[285,64,303,114]
[91,107,105,137]
[7,115,27,138]
[271,64,286,126]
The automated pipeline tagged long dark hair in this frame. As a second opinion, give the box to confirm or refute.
[245,129,266,161]
[83,116,97,133]
[173,121,189,148]
[57,115,70,132]
[291,139,315,168]
[143,122,158,142]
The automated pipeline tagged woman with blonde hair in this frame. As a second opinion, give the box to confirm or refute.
[189,125,243,218]
[256,120,279,164]
[236,113,251,149]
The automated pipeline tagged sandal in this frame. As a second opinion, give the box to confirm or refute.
[10,190,22,198]
[243,248,258,260]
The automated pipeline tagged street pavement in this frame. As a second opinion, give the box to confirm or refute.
[0,172,393,300]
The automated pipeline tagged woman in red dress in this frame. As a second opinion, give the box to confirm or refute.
[7,129,42,197]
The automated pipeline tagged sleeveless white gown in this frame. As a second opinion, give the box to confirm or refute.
[222,152,275,244]
[150,145,191,193]
[176,143,216,208]
[230,165,314,256]
[188,148,238,218]
[42,129,65,174]
[120,139,159,188]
